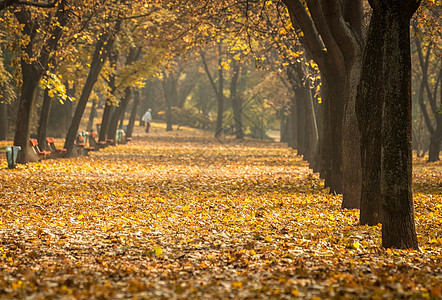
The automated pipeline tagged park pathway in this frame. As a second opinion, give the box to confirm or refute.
[0,129,440,299]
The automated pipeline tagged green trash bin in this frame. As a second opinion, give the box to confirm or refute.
[5,146,21,169]
[116,129,124,144]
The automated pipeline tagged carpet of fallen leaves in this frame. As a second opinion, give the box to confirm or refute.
[0,128,441,299]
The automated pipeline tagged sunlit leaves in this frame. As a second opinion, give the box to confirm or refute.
[0,130,440,298]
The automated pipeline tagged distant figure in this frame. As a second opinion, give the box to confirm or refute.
[142,108,152,133]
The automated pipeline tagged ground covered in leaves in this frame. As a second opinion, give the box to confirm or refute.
[0,127,441,299]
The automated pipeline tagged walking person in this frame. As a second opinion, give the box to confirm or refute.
[142,108,152,133]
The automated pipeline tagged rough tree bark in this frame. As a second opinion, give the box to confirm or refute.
[283,0,364,207]
[357,0,420,249]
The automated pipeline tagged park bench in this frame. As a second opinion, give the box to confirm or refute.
[45,137,67,159]
[28,139,51,162]
[75,133,94,155]
[89,131,107,150]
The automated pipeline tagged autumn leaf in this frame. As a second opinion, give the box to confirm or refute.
[0,128,440,299]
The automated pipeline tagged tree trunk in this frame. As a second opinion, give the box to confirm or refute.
[63,82,75,133]
[0,101,7,140]
[341,59,363,209]
[356,15,383,225]
[99,101,114,142]
[37,88,52,151]
[13,4,66,163]
[428,65,442,162]
[290,61,319,166]
[317,81,331,184]
[118,111,125,129]
[127,88,141,138]
[280,111,289,143]
[427,70,442,161]
[428,125,441,161]
[358,0,419,249]
[108,87,131,143]
[107,47,141,141]
[214,76,224,137]
[303,80,319,169]
[326,77,345,194]
[161,74,177,132]
[414,34,441,162]
[64,20,121,156]
[295,86,306,157]
[14,64,41,164]
[288,96,297,149]
[87,97,97,132]
[166,107,173,131]
[230,61,244,140]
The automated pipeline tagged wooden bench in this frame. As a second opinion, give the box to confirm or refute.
[28,139,51,162]
[46,137,67,159]
[76,134,94,155]
[89,131,107,150]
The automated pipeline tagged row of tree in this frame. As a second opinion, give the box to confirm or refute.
[0,0,440,249]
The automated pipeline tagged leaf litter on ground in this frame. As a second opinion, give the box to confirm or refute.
[0,129,441,299]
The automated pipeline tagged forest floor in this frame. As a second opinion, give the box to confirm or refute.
[0,124,441,299]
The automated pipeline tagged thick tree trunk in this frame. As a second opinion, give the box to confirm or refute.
[99,101,114,142]
[356,12,383,225]
[358,0,419,249]
[37,88,52,151]
[341,59,362,209]
[14,64,41,164]
[13,4,66,163]
[0,101,7,140]
[326,77,345,194]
